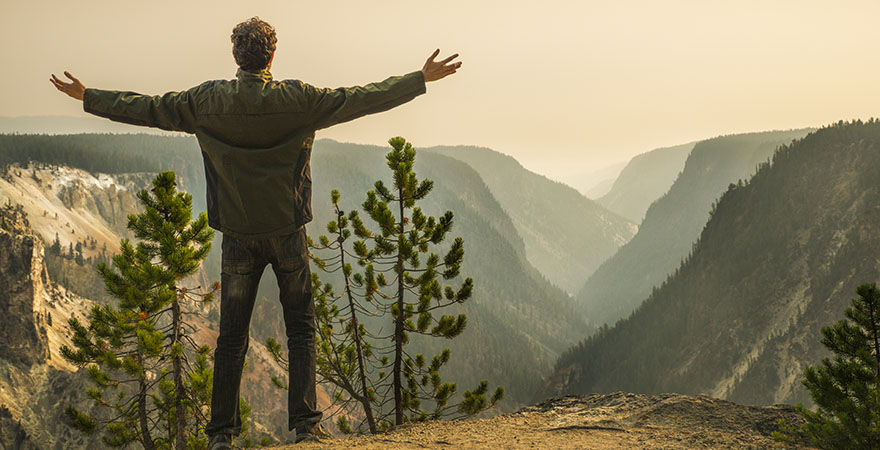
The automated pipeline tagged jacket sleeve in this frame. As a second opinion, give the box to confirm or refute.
[304,70,427,130]
[82,86,199,134]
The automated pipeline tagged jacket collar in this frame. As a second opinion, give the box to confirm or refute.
[236,67,273,82]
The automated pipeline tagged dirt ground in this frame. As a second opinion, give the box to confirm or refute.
[270,392,816,449]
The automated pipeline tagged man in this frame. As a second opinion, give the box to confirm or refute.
[51,16,461,448]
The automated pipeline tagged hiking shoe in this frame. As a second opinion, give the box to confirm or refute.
[208,433,234,450]
[295,423,330,443]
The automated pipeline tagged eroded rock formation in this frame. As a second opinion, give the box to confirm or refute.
[0,205,50,367]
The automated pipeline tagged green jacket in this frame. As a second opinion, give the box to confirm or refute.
[83,68,426,238]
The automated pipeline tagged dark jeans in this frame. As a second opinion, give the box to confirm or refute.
[205,227,322,436]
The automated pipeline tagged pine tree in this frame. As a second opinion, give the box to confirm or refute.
[267,137,504,434]
[364,136,502,424]
[60,171,217,450]
[75,241,85,266]
[776,283,880,449]
[50,232,61,255]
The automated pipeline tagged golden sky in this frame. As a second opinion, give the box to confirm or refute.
[4,0,880,180]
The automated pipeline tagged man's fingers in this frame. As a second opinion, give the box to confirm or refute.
[50,74,69,90]
[427,48,440,63]
[64,71,80,84]
[51,74,72,88]
[442,62,462,72]
[439,54,459,65]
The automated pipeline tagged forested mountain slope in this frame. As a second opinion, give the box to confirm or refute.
[576,129,811,327]
[597,142,695,223]
[425,145,636,294]
[545,120,880,406]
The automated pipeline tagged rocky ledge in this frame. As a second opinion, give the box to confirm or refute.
[272,392,814,449]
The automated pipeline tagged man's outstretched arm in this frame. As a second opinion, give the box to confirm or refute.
[50,71,198,133]
[307,49,462,130]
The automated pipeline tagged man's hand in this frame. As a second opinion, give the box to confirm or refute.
[421,49,461,82]
[50,71,86,101]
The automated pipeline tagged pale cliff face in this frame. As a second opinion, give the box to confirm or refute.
[0,222,50,367]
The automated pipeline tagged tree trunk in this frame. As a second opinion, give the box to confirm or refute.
[138,352,156,450]
[339,214,378,433]
[172,293,187,450]
[868,286,880,380]
[393,194,406,425]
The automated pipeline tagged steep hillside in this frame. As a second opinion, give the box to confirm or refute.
[425,145,636,294]
[547,120,880,406]
[597,142,695,223]
[576,129,811,327]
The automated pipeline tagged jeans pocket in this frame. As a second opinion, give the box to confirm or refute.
[273,228,308,272]
[221,235,258,274]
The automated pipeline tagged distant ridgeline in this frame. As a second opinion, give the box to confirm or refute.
[0,133,201,174]
[547,120,880,406]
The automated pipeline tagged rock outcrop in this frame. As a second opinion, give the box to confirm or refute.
[0,205,50,367]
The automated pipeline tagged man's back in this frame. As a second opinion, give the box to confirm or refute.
[82,67,426,238]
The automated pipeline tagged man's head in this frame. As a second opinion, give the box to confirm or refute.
[231,17,277,72]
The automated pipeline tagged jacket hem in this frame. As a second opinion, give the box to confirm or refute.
[209,220,308,240]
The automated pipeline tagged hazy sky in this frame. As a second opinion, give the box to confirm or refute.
[4,1,880,180]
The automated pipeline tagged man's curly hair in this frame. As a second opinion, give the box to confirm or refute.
[231,17,277,72]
